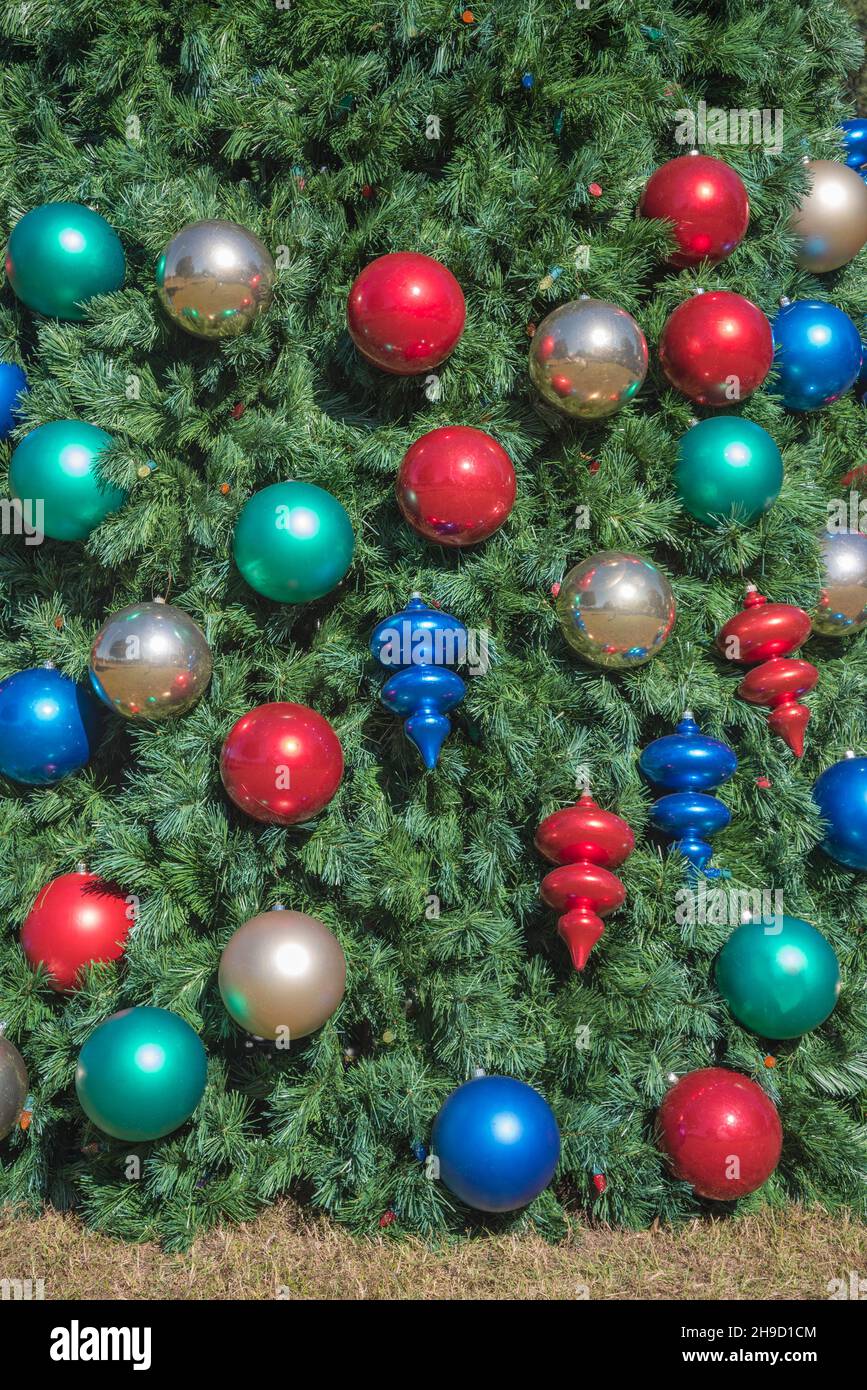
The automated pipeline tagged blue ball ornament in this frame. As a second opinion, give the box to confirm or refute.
[431,1076,560,1213]
[841,119,867,178]
[813,753,867,870]
[0,363,28,440]
[371,594,467,769]
[0,665,102,785]
[771,299,862,412]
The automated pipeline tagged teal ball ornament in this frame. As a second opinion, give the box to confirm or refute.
[6,203,125,319]
[715,914,841,1039]
[9,420,127,541]
[233,481,355,603]
[675,417,783,528]
[75,1006,207,1141]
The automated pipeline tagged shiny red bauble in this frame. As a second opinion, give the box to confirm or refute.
[21,871,131,992]
[659,291,772,406]
[346,252,466,375]
[220,701,343,825]
[717,587,817,757]
[396,426,516,546]
[657,1067,782,1201]
[639,154,750,267]
[535,792,635,970]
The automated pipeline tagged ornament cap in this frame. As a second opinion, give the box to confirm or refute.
[154,595,167,606]
[779,295,791,307]
[694,286,706,295]
[272,901,286,911]
[845,748,856,759]
[75,860,88,875]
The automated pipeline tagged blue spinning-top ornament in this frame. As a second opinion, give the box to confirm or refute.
[771,298,862,412]
[370,594,467,768]
[431,1075,560,1213]
[841,119,867,178]
[813,751,867,870]
[639,710,737,877]
[0,664,102,785]
[0,363,28,440]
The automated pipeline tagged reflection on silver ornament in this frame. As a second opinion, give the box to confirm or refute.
[89,598,213,719]
[155,220,275,338]
[528,297,648,419]
[557,551,676,669]
[813,529,867,636]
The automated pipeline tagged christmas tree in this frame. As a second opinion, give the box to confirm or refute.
[1,0,867,1250]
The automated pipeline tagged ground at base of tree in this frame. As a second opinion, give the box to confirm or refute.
[0,1202,863,1301]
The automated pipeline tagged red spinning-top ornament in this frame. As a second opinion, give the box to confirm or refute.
[396,425,516,546]
[535,790,635,970]
[659,290,772,407]
[21,870,131,992]
[639,153,749,267]
[717,585,817,756]
[346,252,466,375]
[220,701,344,825]
[657,1068,782,1200]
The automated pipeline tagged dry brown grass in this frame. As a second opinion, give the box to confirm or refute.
[1,1201,863,1300]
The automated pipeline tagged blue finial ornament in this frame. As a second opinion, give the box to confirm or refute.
[371,594,467,769]
[638,710,737,878]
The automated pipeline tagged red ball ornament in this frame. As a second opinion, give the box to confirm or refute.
[220,701,343,825]
[535,791,635,970]
[639,154,749,267]
[717,586,817,757]
[657,1068,782,1200]
[396,426,516,546]
[659,291,772,407]
[346,252,466,375]
[21,871,131,992]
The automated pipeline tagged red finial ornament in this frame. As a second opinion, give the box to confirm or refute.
[716,585,817,757]
[535,791,635,970]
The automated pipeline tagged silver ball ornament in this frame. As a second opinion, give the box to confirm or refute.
[155,220,275,338]
[89,598,213,720]
[558,551,676,669]
[0,1037,28,1141]
[813,530,867,637]
[529,297,648,419]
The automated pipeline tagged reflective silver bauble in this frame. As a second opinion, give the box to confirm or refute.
[155,220,275,338]
[529,297,648,419]
[89,598,212,719]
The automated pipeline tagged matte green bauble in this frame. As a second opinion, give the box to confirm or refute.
[715,914,841,1039]
[675,417,783,528]
[233,480,355,603]
[6,203,125,320]
[9,420,128,541]
[75,1006,207,1141]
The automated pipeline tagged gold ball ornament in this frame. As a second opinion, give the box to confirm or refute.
[219,910,346,1041]
[558,551,676,669]
[528,297,648,419]
[0,1037,28,1141]
[813,529,867,637]
[155,220,275,338]
[89,598,212,720]
[789,160,867,273]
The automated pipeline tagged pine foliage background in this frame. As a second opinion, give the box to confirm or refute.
[0,0,866,1247]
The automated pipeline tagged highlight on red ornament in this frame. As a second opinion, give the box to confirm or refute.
[659,290,772,407]
[346,251,466,375]
[639,152,749,267]
[396,425,516,546]
[716,585,817,756]
[535,789,635,969]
